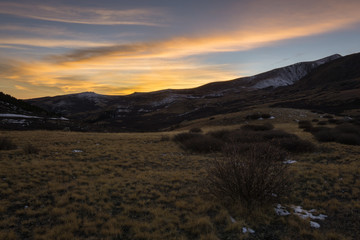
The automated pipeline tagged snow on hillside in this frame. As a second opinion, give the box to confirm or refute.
[251,54,341,89]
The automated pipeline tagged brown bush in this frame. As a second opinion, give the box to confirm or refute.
[312,123,360,145]
[336,133,360,145]
[179,135,224,153]
[298,120,313,131]
[23,143,39,154]
[0,137,16,150]
[245,113,261,120]
[173,132,200,143]
[207,143,291,206]
[273,138,316,153]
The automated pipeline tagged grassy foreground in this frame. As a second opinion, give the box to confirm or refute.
[0,122,359,239]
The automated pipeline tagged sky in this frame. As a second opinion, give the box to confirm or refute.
[0,0,360,99]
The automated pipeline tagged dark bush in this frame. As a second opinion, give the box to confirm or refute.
[241,123,274,131]
[273,138,316,153]
[262,130,296,140]
[173,132,201,143]
[317,121,328,125]
[261,113,272,119]
[207,129,231,141]
[312,119,319,122]
[225,130,264,143]
[298,120,313,130]
[313,128,336,142]
[323,114,334,119]
[328,118,341,124]
[189,127,202,133]
[336,133,360,145]
[23,143,39,154]
[207,143,290,206]
[0,137,16,150]
[245,113,261,120]
[335,123,360,135]
[312,124,360,145]
[160,135,170,141]
[179,135,224,153]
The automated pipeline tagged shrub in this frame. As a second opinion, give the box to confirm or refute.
[179,135,224,153]
[273,138,316,153]
[312,119,319,122]
[241,123,274,131]
[312,123,360,145]
[317,121,328,125]
[336,133,360,145]
[207,129,231,141]
[0,137,16,150]
[207,143,290,206]
[173,132,200,143]
[189,127,202,133]
[335,123,360,135]
[262,130,296,140]
[245,113,261,120]
[298,120,313,130]
[225,130,263,143]
[323,114,334,119]
[160,135,170,141]
[328,119,341,124]
[313,128,335,142]
[261,113,272,119]
[23,143,39,154]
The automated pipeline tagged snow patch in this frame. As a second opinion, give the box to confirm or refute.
[242,227,255,234]
[283,160,297,164]
[310,221,321,228]
[275,204,327,228]
[72,150,83,153]
[275,204,290,216]
[292,206,327,220]
[0,113,41,119]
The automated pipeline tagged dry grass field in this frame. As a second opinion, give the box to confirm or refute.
[0,108,359,239]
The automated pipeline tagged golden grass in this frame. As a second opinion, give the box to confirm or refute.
[0,111,359,239]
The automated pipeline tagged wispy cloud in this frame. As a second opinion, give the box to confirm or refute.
[0,37,113,48]
[0,2,167,26]
[2,0,360,98]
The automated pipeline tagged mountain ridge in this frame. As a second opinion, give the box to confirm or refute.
[3,52,358,131]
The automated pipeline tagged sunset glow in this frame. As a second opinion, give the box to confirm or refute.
[1,0,360,98]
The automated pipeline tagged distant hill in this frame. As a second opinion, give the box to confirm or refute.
[271,52,360,115]
[0,92,85,130]
[0,91,49,116]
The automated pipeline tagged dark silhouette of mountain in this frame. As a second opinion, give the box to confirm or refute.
[21,52,360,131]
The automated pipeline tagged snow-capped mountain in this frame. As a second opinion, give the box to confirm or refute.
[249,54,342,89]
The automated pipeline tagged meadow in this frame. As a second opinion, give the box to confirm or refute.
[0,108,359,239]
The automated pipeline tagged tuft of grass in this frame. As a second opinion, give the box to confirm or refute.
[0,137,16,150]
